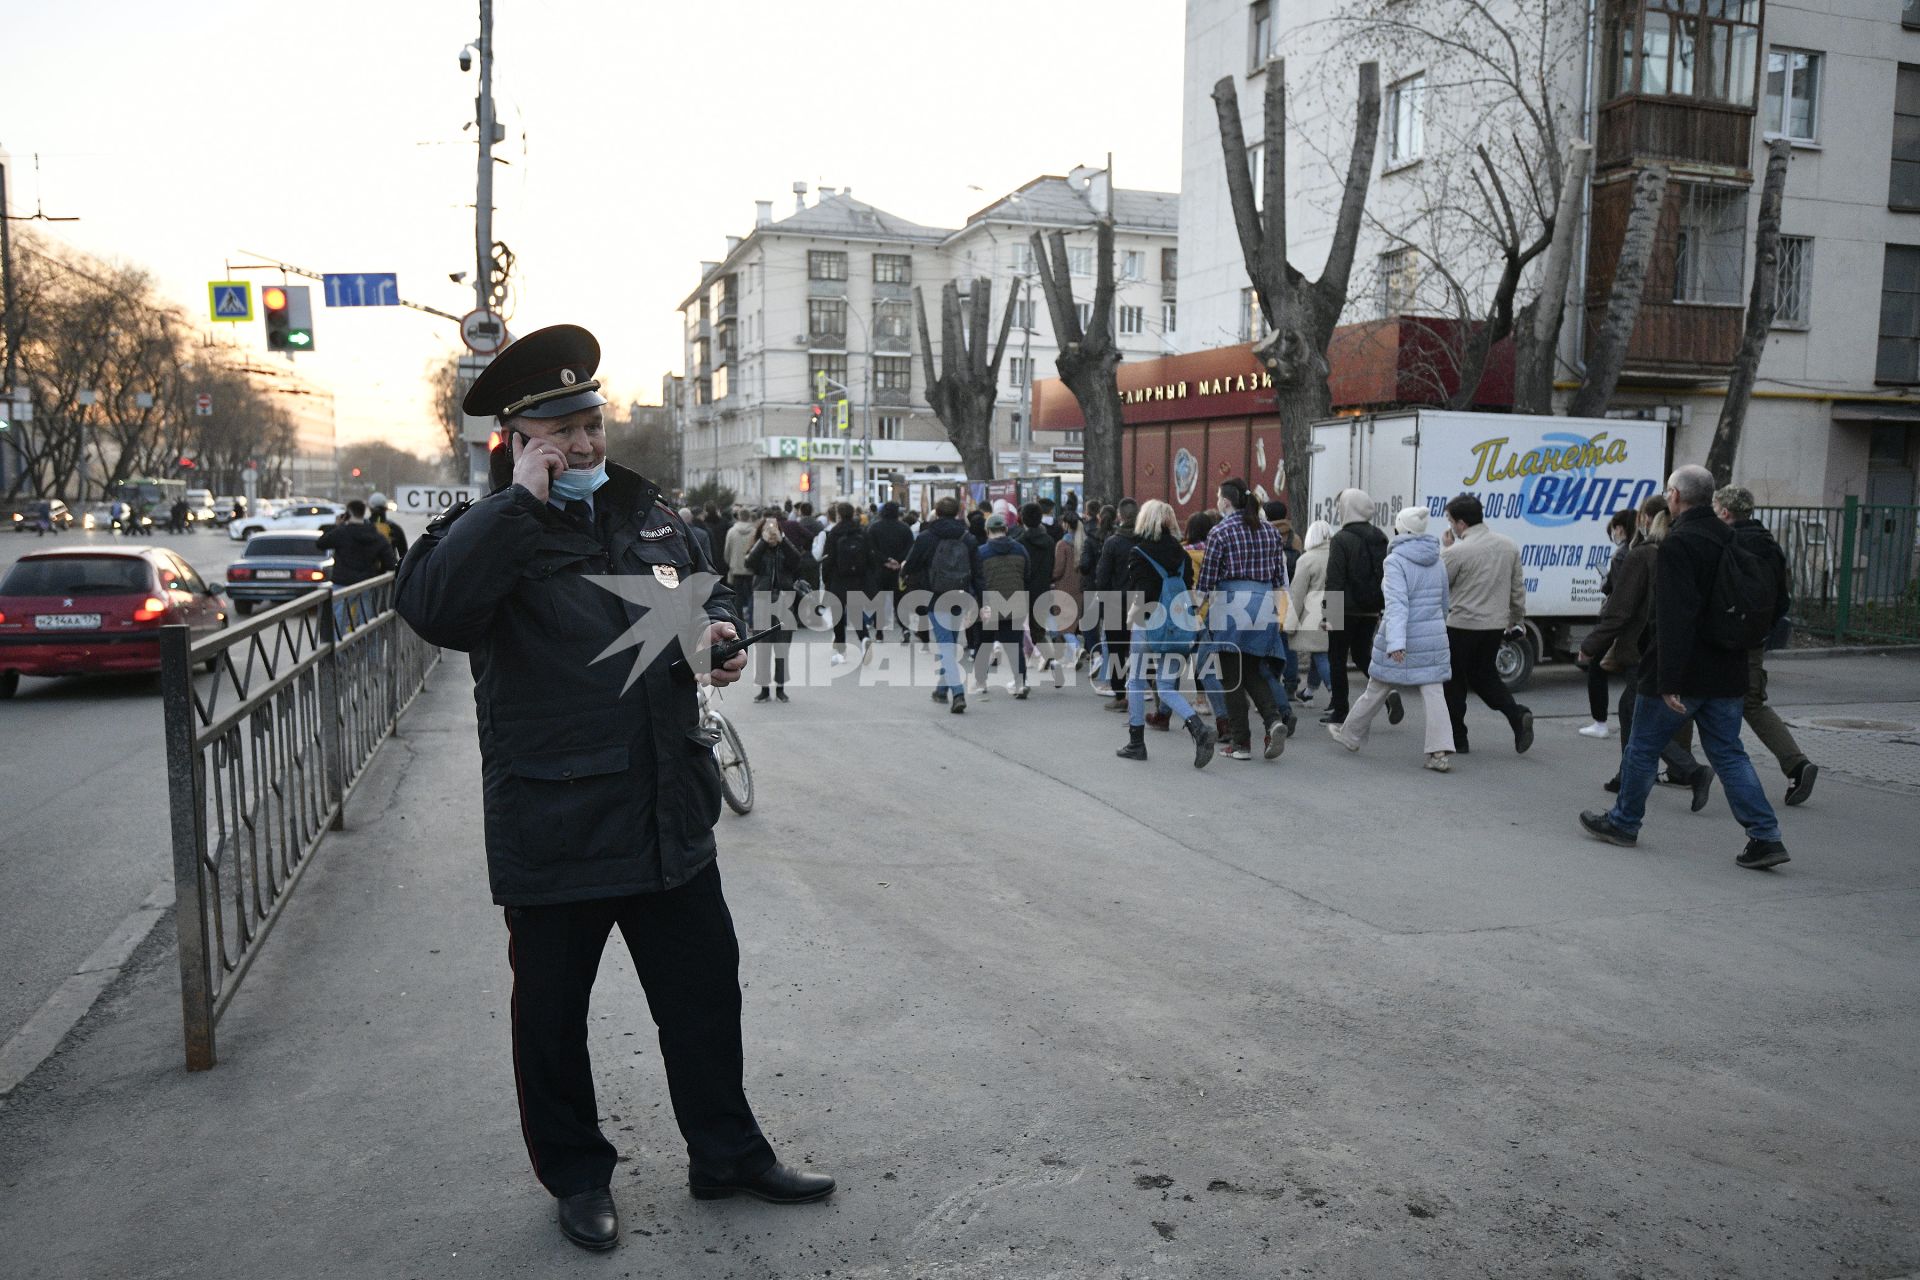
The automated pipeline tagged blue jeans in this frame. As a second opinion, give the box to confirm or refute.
[1299,651,1331,691]
[1126,630,1197,727]
[1608,694,1782,842]
[929,613,966,697]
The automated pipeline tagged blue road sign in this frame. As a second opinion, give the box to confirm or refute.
[208,281,252,322]
[322,273,400,307]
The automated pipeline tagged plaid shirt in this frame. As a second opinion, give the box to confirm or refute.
[1197,516,1289,592]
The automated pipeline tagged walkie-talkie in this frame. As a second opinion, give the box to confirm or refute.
[671,625,782,675]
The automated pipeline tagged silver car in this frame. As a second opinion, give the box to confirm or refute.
[222,532,333,615]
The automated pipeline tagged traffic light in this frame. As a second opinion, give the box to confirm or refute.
[809,404,823,432]
[351,467,363,478]
[799,470,812,493]
[835,398,850,432]
[814,370,828,400]
[178,457,196,469]
[262,284,314,352]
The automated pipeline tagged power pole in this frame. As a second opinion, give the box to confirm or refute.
[1017,274,1034,487]
[0,156,14,493]
[474,0,496,321]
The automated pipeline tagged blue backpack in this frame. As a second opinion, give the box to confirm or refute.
[1132,546,1200,654]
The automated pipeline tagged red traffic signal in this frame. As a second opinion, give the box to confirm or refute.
[351,467,363,477]
[178,456,196,468]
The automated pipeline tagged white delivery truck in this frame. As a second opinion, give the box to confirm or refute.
[1307,410,1670,689]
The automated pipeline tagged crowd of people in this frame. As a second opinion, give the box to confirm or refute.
[685,462,1815,871]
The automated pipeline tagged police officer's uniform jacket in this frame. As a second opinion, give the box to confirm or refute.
[395,463,737,905]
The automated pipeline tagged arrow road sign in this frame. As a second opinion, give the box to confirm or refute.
[322,272,399,307]
[208,282,252,323]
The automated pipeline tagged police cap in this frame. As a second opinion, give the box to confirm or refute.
[461,323,609,421]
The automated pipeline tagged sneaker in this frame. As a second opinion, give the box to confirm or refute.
[1115,740,1149,761]
[950,694,966,714]
[775,688,789,703]
[1425,751,1452,773]
[1386,690,1405,725]
[974,686,992,703]
[830,651,846,667]
[1689,766,1714,813]
[1225,743,1253,761]
[1013,684,1031,701]
[1326,722,1358,752]
[931,689,949,704]
[1784,761,1818,807]
[1513,709,1534,754]
[1262,716,1286,759]
[1577,721,1611,739]
[1319,709,1346,726]
[1578,809,1637,847]
[1295,688,1315,704]
[1185,716,1218,769]
[1736,839,1791,870]
[753,688,771,703]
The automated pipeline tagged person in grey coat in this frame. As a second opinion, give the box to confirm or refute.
[1327,507,1457,771]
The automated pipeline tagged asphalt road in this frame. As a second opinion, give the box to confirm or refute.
[0,526,301,1046]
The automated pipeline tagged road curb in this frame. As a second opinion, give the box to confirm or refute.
[0,878,174,1098]
[1771,644,1920,661]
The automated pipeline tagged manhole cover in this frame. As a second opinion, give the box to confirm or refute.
[1806,717,1916,732]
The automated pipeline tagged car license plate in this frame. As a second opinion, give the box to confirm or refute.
[253,569,292,580]
[35,613,102,630]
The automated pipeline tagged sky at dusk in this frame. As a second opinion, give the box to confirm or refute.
[4,0,1184,458]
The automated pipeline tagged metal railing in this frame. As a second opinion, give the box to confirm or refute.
[160,574,439,1070]
[1754,498,1920,644]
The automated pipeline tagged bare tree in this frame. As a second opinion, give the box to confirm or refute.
[1566,165,1669,419]
[914,277,1017,482]
[1705,139,1791,484]
[1513,143,1592,413]
[1029,218,1125,503]
[1213,59,1381,522]
[427,353,467,467]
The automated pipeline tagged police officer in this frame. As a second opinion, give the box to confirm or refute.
[395,325,833,1253]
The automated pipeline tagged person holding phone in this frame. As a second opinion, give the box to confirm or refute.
[396,324,833,1254]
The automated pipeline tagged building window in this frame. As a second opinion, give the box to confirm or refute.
[1247,143,1265,212]
[1763,49,1822,142]
[1379,248,1419,316]
[875,300,913,342]
[877,415,903,441]
[1008,357,1030,387]
[1161,301,1178,334]
[1877,245,1920,383]
[1670,184,1748,304]
[873,253,912,284]
[1249,0,1275,73]
[1773,236,1812,328]
[1011,297,1038,330]
[1120,250,1145,281]
[1009,412,1024,443]
[1162,247,1178,285]
[1068,246,1095,277]
[808,250,847,281]
[1118,304,1145,335]
[1387,74,1425,165]
[1629,0,1760,106]
[1895,66,1920,211]
[713,366,730,401]
[810,353,848,391]
[1240,288,1270,341]
[874,356,912,393]
[1075,301,1095,331]
[1908,0,1920,30]
[809,298,847,341]
[1009,243,1037,275]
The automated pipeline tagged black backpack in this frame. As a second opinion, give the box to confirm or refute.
[1706,532,1777,651]
[834,527,868,579]
[928,537,974,594]
[1342,528,1388,615]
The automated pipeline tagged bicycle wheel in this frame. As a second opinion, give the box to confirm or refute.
[709,711,754,815]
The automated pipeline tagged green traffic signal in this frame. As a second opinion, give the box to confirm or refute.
[263,284,315,353]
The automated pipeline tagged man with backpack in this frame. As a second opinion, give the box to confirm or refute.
[821,502,873,665]
[1321,489,1402,728]
[864,502,916,644]
[976,513,1032,698]
[1581,466,1790,870]
[901,495,982,713]
[1013,504,1059,687]
[1715,485,1818,806]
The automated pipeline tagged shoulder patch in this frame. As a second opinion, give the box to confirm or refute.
[640,525,674,540]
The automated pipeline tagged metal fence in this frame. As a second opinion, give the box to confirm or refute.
[160,574,439,1070]
[1754,498,1920,644]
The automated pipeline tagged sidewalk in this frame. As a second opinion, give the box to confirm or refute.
[2,653,1917,1278]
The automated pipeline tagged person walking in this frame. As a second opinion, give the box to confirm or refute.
[820,502,871,664]
[1439,493,1535,755]
[723,507,758,626]
[1284,519,1334,704]
[1714,485,1818,806]
[976,512,1031,698]
[1322,489,1402,728]
[1051,513,1084,675]
[864,501,916,644]
[1196,478,1290,761]
[900,495,982,712]
[1578,510,1640,738]
[1092,499,1142,708]
[1013,503,1057,684]
[744,513,810,702]
[1115,500,1216,767]
[1580,466,1790,869]
[1327,508,1456,771]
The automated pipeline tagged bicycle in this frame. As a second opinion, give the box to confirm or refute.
[698,683,754,815]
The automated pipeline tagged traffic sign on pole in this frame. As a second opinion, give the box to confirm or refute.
[835,399,850,432]
[208,282,252,323]
[322,273,400,307]
[194,393,213,416]
[815,371,827,400]
[461,309,507,354]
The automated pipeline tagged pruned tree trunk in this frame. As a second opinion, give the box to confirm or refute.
[1213,59,1380,524]
[1504,142,1593,414]
[1030,216,1124,503]
[1706,138,1790,485]
[1567,165,1668,419]
[915,277,1017,481]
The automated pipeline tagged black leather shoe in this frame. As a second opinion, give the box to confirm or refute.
[1514,709,1534,754]
[1386,690,1405,725]
[1689,766,1714,813]
[1785,761,1818,806]
[556,1187,619,1252]
[690,1162,836,1204]
[1578,810,1637,847]
[1736,839,1791,871]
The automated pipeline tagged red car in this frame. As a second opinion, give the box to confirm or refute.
[0,548,229,697]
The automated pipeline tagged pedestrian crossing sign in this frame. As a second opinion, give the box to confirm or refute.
[208,281,252,323]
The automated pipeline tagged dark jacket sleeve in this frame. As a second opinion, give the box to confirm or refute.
[900,529,935,583]
[1325,530,1350,596]
[394,487,546,651]
[1582,543,1648,659]
[1653,531,1703,696]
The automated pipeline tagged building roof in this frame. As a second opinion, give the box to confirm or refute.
[954,174,1180,240]
[679,191,955,311]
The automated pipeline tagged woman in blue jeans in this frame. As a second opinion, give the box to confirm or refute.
[1116,500,1216,768]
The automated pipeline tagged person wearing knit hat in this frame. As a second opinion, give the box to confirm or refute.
[1327,505,1458,771]
[1283,519,1335,702]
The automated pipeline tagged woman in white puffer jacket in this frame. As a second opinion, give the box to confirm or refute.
[1327,507,1457,771]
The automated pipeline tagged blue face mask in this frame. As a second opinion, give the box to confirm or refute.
[549,460,609,502]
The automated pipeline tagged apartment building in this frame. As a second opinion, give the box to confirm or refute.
[1174,0,1920,507]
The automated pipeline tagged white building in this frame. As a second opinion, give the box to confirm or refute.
[1175,0,1920,507]
[675,172,1177,505]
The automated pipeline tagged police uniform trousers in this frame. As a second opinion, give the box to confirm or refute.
[502,862,775,1197]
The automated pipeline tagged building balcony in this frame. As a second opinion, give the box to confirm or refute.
[873,331,913,355]
[874,386,911,408]
[808,330,849,352]
[717,293,738,320]
[1584,300,1743,377]
[807,277,849,298]
[1161,278,1177,302]
[873,280,912,301]
[1597,96,1754,176]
